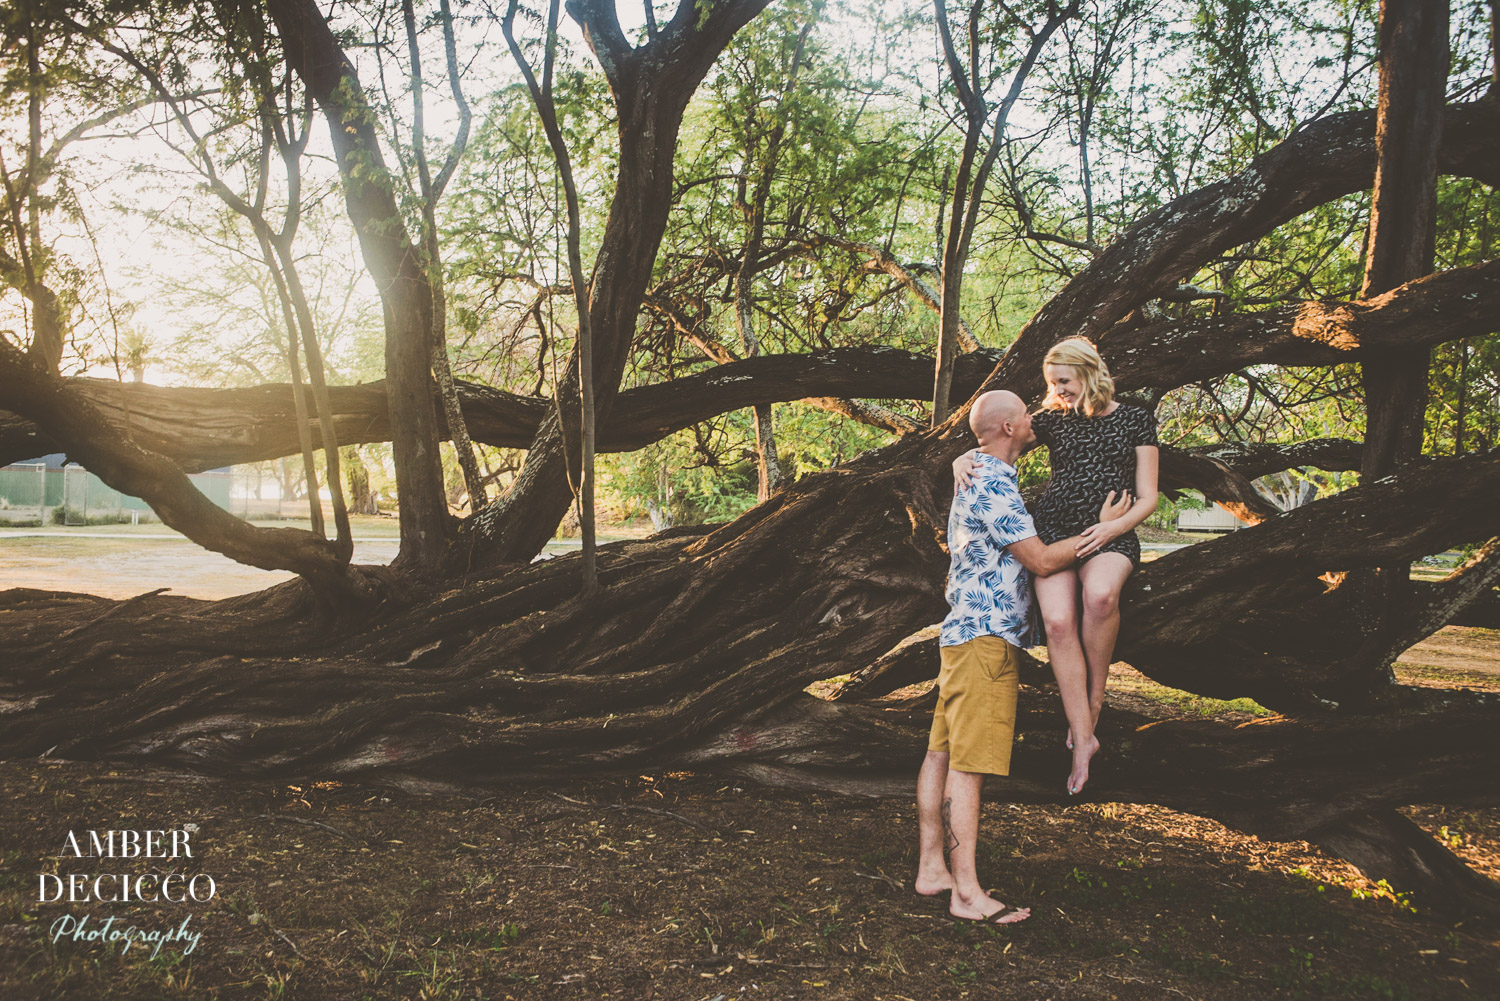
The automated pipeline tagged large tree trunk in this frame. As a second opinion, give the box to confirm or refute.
[4,442,1495,776]
[2,443,1498,906]
[1359,0,1448,474]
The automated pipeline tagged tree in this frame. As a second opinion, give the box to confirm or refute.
[3,0,1500,917]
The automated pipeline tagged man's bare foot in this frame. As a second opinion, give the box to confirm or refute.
[950,887,1031,924]
[1067,733,1100,795]
[914,869,955,897]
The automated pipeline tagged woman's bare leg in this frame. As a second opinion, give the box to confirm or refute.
[1034,569,1098,794]
[1078,553,1134,728]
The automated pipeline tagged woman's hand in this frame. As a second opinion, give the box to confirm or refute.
[952,449,979,491]
[1098,489,1133,523]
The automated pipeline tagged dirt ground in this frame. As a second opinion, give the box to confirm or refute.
[4,655,1499,1001]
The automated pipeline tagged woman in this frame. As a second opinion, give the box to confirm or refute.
[956,337,1158,794]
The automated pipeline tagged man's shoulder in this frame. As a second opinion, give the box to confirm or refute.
[970,454,1020,490]
[972,452,1017,475]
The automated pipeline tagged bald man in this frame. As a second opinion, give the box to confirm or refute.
[914,391,1130,924]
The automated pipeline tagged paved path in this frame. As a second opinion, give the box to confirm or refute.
[0,530,400,541]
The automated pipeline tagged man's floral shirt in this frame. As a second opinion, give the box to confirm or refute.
[939,452,1043,649]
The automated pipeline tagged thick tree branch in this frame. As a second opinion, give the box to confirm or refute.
[0,339,357,596]
[1122,448,1500,707]
[976,100,1500,409]
[7,258,1490,471]
[1102,258,1500,393]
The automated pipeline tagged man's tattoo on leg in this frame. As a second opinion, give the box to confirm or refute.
[941,797,958,853]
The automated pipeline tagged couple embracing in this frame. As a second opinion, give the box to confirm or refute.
[914,337,1159,924]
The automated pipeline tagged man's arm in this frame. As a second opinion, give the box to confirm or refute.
[1004,490,1134,576]
[1007,534,1085,577]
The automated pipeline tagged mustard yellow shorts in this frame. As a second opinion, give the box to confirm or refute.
[928,635,1020,776]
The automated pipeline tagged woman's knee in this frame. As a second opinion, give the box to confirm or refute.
[1041,605,1080,638]
[1081,582,1120,619]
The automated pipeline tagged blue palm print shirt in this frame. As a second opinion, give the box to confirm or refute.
[939,452,1044,649]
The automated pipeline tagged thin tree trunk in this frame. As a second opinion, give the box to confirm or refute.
[1349,0,1449,690]
[275,238,352,556]
[464,0,773,571]
[931,1,983,426]
[1455,339,1469,454]
[22,8,56,371]
[502,0,599,593]
[267,0,450,571]
[255,229,325,536]
[732,20,815,500]
[931,1,1077,425]
[403,0,487,515]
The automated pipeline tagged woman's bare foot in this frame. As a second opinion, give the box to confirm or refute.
[1067,733,1101,795]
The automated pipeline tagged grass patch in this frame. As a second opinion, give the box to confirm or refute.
[1108,667,1271,717]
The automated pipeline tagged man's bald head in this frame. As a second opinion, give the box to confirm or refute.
[970,390,1028,444]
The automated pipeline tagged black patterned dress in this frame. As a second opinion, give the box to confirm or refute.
[1031,403,1159,566]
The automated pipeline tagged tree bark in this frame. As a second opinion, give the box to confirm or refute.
[2,448,1498,908]
[11,250,1492,468]
[1345,0,1451,693]
[1311,811,1500,918]
[6,255,1491,502]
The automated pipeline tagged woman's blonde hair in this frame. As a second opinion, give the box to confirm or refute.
[1042,337,1115,416]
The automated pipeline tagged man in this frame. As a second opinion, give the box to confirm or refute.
[914,390,1130,923]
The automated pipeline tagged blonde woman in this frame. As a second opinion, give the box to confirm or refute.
[955,338,1159,794]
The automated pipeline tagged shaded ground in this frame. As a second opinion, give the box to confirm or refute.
[3,687,1497,1001]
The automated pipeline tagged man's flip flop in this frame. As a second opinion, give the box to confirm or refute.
[953,904,1029,925]
[919,886,1005,909]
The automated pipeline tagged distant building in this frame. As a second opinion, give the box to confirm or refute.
[1176,504,1249,533]
[0,455,233,524]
